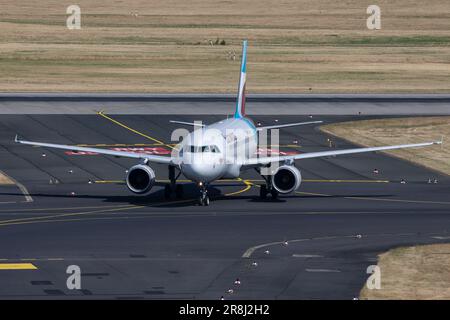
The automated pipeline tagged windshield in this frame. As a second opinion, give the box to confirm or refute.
[186,145,220,153]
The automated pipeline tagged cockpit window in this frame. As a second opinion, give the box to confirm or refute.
[211,145,220,153]
[185,145,220,153]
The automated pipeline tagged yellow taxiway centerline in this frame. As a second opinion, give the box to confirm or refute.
[0,205,142,227]
[97,111,175,150]
[95,179,389,184]
[296,191,450,205]
[0,263,37,270]
[224,178,253,196]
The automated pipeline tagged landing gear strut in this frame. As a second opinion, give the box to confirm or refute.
[256,168,279,200]
[198,182,210,206]
[164,165,183,199]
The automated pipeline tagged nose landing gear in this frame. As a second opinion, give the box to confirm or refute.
[198,182,210,206]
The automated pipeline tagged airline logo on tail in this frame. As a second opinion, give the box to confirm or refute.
[234,40,248,119]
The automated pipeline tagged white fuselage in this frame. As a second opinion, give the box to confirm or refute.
[176,117,257,183]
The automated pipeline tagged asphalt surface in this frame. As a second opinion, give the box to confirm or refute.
[0,110,449,299]
[1,93,450,115]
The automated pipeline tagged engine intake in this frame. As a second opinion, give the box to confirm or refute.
[126,164,155,194]
[271,165,302,194]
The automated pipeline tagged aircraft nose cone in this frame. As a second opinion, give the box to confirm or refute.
[182,156,223,182]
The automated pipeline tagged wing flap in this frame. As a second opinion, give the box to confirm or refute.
[169,120,204,127]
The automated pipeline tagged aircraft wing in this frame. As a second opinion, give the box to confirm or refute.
[245,140,442,166]
[15,136,173,164]
[256,120,323,131]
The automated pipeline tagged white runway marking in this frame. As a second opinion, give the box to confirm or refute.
[305,268,341,273]
[292,254,323,258]
[0,170,33,203]
[242,235,350,258]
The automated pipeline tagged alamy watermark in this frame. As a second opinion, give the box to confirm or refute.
[66,5,81,30]
[170,122,280,175]
[366,265,381,290]
[367,5,381,30]
[66,265,81,290]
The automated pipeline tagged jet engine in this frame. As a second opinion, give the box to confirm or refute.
[126,164,156,194]
[271,165,302,194]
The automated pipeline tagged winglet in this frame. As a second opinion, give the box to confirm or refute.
[14,134,19,143]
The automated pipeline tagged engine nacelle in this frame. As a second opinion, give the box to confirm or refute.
[126,164,156,194]
[271,165,302,194]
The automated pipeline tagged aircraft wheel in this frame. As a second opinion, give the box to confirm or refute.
[270,189,279,200]
[198,194,210,206]
[260,185,268,199]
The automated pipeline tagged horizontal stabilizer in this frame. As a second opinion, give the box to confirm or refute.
[257,120,323,131]
[169,120,205,127]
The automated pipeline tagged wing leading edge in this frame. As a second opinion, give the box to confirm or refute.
[15,135,173,164]
[245,140,442,166]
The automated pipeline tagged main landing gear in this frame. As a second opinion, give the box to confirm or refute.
[198,182,210,206]
[163,166,210,205]
[164,165,183,199]
[256,168,279,200]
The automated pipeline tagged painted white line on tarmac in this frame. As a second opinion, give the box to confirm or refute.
[305,268,340,273]
[292,254,323,258]
[0,170,33,203]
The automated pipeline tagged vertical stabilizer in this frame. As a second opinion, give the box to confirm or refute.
[234,40,248,118]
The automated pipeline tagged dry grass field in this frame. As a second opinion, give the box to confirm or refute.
[321,116,450,176]
[0,0,450,92]
[0,172,14,185]
[360,244,450,300]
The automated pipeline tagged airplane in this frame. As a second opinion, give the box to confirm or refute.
[15,40,442,206]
